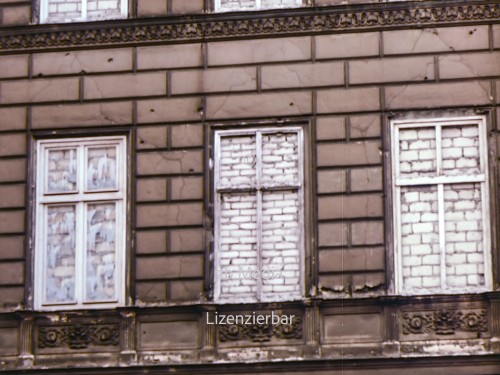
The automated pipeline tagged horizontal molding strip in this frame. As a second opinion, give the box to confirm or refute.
[0,1,498,52]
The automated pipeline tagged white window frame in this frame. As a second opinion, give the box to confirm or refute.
[215,0,302,12]
[391,116,492,295]
[40,0,127,24]
[34,136,127,311]
[213,127,305,303]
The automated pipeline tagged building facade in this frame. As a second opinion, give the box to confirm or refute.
[0,0,499,374]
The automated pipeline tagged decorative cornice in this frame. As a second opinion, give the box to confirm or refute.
[218,315,302,342]
[0,1,498,52]
[401,309,487,336]
[38,323,120,349]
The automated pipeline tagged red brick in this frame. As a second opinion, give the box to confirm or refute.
[318,194,383,220]
[349,56,435,84]
[32,102,132,128]
[137,97,201,123]
[317,87,380,114]
[318,222,348,247]
[171,67,257,94]
[0,108,26,131]
[136,203,203,227]
[84,72,166,99]
[208,37,311,66]
[439,52,500,79]
[315,32,379,59]
[207,92,311,119]
[137,150,203,175]
[383,26,489,55]
[0,78,79,104]
[385,81,492,110]
[261,62,344,89]
[33,48,133,76]
[0,55,28,78]
[137,44,203,70]
[317,141,382,167]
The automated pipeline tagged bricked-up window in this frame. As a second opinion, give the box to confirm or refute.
[215,0,302,12]
[40,0,127,23]
[214,128,304,303]
[34,136,127,310]
[392,116,492,295]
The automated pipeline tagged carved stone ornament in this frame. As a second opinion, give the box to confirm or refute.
[218,316,302,342]
[0,2,498,51]
[38,323,119,349]
[401,309,487,335]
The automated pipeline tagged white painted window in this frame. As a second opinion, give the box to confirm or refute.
[392,116,492,295]
[40,0,127,24]
[215,0,302,12]
[34,136,127,310]
[214,128,304,303]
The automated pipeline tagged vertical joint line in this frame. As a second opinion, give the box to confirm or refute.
[256,131,263,301]
[434,56,440,83]
[344,61,349,88]
[257,66,262,93]
[438,183,446,291]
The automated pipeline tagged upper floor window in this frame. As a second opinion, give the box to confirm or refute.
[34,136,127,310]
[213,128,304,303]
[391,116,492,295]
[40,0,127,23]
[215,0,302,12]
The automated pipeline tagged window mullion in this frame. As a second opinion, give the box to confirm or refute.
[255,0,262,9]
[81,0,87,20]
[437,183,446,291]
[436,125,442,175]
[256,131,263,301]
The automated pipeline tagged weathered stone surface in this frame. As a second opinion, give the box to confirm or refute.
[0,236,24,259]
[351,221,384,245]
[318,194,383,220]
[315,32,379,59]
[0,78,79,104]
[136,230,167,254]
[349,56,435,84]
[350,115,381,139]
[137,44,203,70]
[136,255,203,279]
[317,141,382,167]
[170,228,204,252]
[0,55,28,78]
[385,82,492,109]
[0,134,26,157]
[0,107,26,131]
[0,159,26,182]
[139,321,199,349]
[170,176,203,200]
[207,92,312,119]
[137,178,167,202]
[137,0,168,16]
[171,0,204,14]
[171,124,203,148]
[323,313,382,342]
[439,52,500,79]
[0,184,25,208]
[136,203,203,227]
[0,262,23,284]
[84,72,166,99]
[33,48,133,75]
[137,97,201,123]
[319,247,385,272]
[32,102,132,128]
[350,167,383,192]
[137,127,168,150]
[1,5,30,26]
[317,87,380,113]
[262,62,344,89]
[317,170,346,194]
[316,116,345,140]
[0,327,18,355]
[137,150,203,175]
[208,37,311,66]
[136,281,167,302]
[318,222,348,247]
[170,280,203,301]
[383,26,489,54]
[171,67,257,94]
